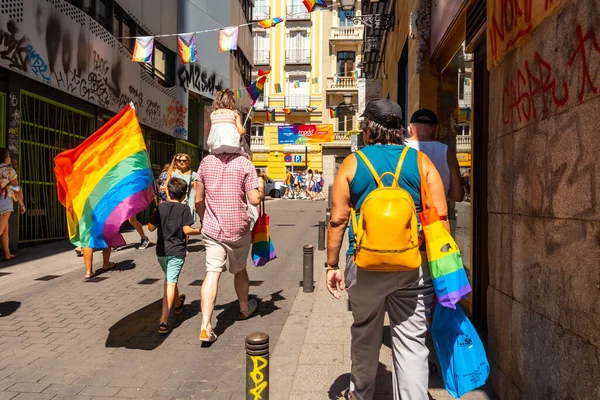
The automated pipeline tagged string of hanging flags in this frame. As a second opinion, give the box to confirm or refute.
[129,2,332,65]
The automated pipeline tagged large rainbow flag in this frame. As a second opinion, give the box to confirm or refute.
[54,104,155,249]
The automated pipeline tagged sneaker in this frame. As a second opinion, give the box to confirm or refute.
[239,298,258,320]
[139,237,150,250]
[74,247,83,257]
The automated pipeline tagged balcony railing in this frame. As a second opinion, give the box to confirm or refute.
[334,131,352,143]
[254,94,269,110]
[285,94,310,108]
[327,76,358,90]
[251,136,265,146]
[286,49,311,64]
[287,5,310,20]
[456,135,472,152]
[252,6,270,21]
[254,50,270,65]
[330,25,364,40]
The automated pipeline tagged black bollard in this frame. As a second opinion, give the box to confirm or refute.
[303,245,314,293]
[246,332,269,400]
[318,220,326,251]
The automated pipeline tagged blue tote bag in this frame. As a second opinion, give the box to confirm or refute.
[431,303,490,398]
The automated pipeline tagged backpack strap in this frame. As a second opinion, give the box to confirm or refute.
[393,147,410,183]
[355,151,380,183]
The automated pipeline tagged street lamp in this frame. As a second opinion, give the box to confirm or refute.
[339,0,394,31]
[343,91,353,105]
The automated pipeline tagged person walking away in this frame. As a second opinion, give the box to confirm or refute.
[166,153,197,240]
[313,171,326,201]
[148,177,201,335]
[156,163,170,204]
[206,89,247,156]
[405,109,463,202]
[296,170,306,199]
[306,169,314,200]
[283,168,294,199]
[325,99,449,399]
[0,148,25,260]
[195,152,265,342]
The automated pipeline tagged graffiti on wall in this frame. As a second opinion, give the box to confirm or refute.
[0,0,188,139]
[502,24,600,127]
[177,63,224,97]
[487,0,565,68]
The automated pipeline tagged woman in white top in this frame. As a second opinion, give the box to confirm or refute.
[206,89,246,155]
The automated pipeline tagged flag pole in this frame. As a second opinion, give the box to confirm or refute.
[243,99,257,129]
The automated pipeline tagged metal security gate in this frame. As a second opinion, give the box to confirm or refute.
[19,91,95,242]
[176,140,200,171]
[146,129,176,177]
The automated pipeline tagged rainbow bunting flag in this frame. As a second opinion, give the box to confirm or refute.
[177,33,198,64]
[258,17,284,29]
[303,0,328,12]
[353,70,360,80]
[266,108,276,122]
[131,37,154,63]
[306,107,317,113]
[464,78,471,86]
[219,26,239,52]
[274,83,282,93]
[54,104,155,249]
[235,89,243,99]
[293,81,300,89]
[312,77,319,84]
[282,107,295,114]
[329,106,339,118]
[247,69,270,101]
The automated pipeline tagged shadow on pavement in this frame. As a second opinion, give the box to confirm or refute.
[188,243,206,253]
[105,299,200,350]
[328,363,392,399]
[0,301,20,317]
[201,291,285,348]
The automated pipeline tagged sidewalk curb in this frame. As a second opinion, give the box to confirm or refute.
[270,249,326,400]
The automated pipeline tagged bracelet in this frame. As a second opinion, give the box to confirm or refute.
[325,262,339,271]
[19,204,25,208]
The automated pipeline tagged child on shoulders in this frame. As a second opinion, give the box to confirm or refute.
[207,89,247,155]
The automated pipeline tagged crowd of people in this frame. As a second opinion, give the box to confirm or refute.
[282,168,326,201]
[50,86,468,397]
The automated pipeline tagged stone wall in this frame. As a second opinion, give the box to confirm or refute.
[487,0,600,398]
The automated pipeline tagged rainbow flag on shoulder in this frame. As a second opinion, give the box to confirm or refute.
[54,104,155,249]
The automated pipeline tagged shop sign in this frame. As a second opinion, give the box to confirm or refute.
[278,124,334,144]
[457,152,472,166]
[253,153,269,162]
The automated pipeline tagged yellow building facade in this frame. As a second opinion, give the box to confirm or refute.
[250,0,363,184]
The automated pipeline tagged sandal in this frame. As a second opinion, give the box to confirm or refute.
[158,322,171,335]
[175,294,186,314]
[102,262,116,271]
[199,329,218,342]
[239,299,258,320]
[83,272,95,282]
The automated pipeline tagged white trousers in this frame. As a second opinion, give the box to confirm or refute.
[345,253,434,400]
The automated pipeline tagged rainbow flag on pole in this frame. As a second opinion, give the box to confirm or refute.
[177,33,198,64]
[303,0,328,12]
[131,37,154,63]
[258,17,284,29]
[219,27,239,52]
[329,106,338,118]
[54,104,155,248]
[247,70,270,101]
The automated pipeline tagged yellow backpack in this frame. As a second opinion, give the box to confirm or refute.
[350,147,422,272]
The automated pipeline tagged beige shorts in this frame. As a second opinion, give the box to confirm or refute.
[203,232,252,274]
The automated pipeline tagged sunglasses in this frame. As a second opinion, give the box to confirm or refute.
[176,159,189,163]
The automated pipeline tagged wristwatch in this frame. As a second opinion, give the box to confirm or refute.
[325,262,339,270]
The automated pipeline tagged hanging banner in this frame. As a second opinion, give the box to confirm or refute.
[278,124,334,144]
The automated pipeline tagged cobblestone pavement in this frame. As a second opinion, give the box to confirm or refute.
[0,198,324,400]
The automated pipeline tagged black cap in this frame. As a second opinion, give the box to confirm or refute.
[361,98,403,129]
[410,109,438,125]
